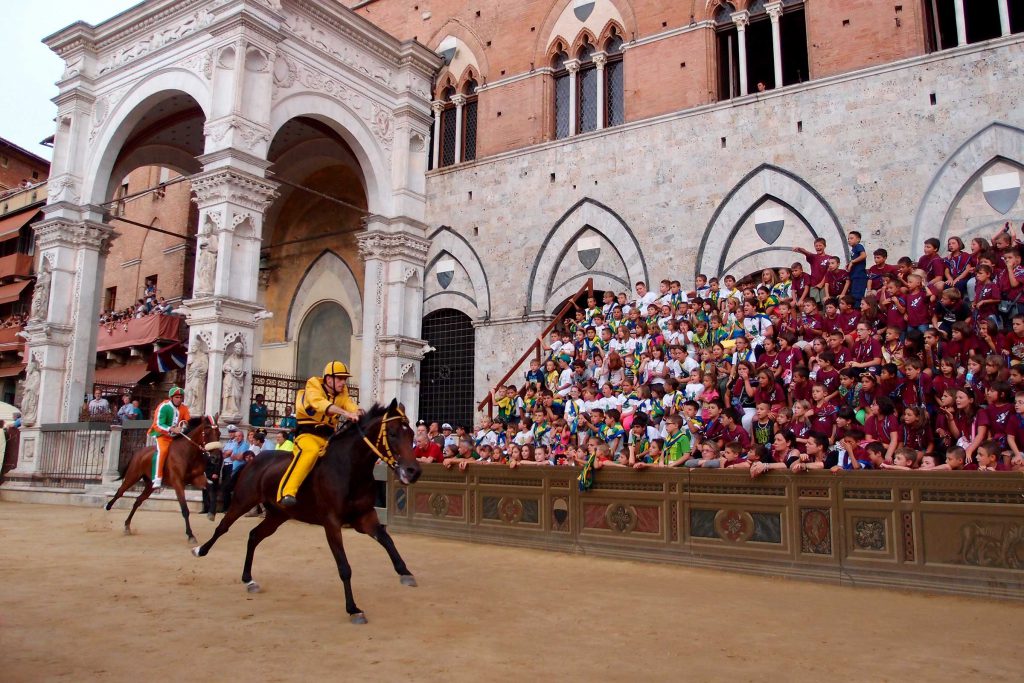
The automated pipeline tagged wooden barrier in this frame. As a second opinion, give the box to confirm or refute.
[388,466,1024,599]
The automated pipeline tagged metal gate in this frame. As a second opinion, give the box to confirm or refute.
[418,309,476,430]
[250,370,360,427]
[36,424,109,489]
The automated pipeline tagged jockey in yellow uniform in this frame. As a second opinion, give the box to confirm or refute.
[148,386,190,492]
[277,361,362,506]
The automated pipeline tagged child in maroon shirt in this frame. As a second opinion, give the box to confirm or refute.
[867,248,898,293]
[794,239,832,296]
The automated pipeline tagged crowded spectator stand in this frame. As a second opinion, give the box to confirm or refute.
[440,224,1024,481]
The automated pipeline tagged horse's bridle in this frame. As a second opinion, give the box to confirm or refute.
[175,416,218,457]
[357,406,408,469]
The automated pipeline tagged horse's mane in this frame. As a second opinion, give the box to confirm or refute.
[328,404,391,445]
[184,416,209,432]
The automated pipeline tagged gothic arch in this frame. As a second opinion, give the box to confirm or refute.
[913,122,1024,257]
[534,0,638,69]
[696,164,848,278]
[83,69,212,205]
[286,250,363,342]
[424,226,491,319]
[269,91,392,217]
[527,197,649,313]
[426,19,491,84]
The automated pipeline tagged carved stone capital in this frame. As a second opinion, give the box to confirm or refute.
[357,231,430,264]
[450,94,467,107]
[731,10,750,30]
[431,100,446,115]
[32,218,116,253]
[593,52,608,69]
[190,168,279,212]
[564,58,582,74]
[766,2,784,21]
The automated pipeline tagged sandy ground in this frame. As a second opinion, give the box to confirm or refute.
[0,502,1020,683]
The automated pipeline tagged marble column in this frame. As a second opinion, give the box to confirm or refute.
[767,2,784,89]
[998,0,1011,36]
[451,94,467,164]
[732,11,751,96]
[565,59,581,136]
[431,100,444,168]
[357,216,431,421]
[185,160,278,424]
[594,52,607,130]
[953,0,967,46]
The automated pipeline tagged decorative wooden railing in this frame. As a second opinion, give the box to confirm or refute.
[477,278,593,418]
[389,465,1024,600]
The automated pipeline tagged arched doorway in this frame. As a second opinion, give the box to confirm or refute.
[259,116,369,382]
[296,302,353,380]
[418,309,475,429]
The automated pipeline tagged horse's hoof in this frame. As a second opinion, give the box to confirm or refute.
[400,575,418,588]
[188,536,198,546]
[245,581,261,594]
[123,527,132,536]
[350,612,368,625]
[191,547,201,558]
[206,513,215,521]
[104,503,112,511]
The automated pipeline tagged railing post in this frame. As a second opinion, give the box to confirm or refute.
[103,425,123,485]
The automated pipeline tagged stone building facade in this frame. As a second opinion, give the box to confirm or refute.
[350,0,1024,420]
[13,0,1024,449]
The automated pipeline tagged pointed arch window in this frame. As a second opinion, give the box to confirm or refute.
[439,86,458,167]
[462,79,478,162]
[552,49,571,139]
[604,32,625,128]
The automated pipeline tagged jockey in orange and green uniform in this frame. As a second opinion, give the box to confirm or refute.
[148,386,190,491]
[277,361,362,506]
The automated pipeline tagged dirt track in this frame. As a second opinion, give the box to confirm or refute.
[0,501,1020,682]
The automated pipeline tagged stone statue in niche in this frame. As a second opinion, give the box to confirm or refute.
[184,340,209,415]
[30,259,52,321]
[21,354,41,426]
[221,341,246,419]
[195,236,218,296]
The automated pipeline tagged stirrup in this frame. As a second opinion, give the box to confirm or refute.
[280,495,297,507]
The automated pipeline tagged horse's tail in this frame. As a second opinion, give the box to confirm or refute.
[116,455,129,481]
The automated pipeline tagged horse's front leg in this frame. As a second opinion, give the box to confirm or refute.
[354,509,416,587]
[173,482,197,545]
[323,521,365,624]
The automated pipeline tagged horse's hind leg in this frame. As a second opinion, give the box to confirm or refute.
[123,480,154,535]
[354,509,416,586]
[173,483,197,545]
[240,510,287,593]
[323,521,365,624]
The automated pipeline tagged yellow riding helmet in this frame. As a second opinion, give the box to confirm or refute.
[323,360,351,378]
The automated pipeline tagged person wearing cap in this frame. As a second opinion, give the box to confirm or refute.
[147,386,190,491]
[441,423,457,449]
[277,360,362,506]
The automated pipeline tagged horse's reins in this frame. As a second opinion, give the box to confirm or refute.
[356,407,407,468]
[175,417,218,456]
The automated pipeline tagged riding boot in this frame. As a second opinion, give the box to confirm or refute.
[277,445,318,502]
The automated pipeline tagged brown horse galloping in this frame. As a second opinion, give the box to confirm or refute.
[192,399,422,624]
[106,416,223,544]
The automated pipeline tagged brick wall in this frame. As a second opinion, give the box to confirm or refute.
[0,144,49,191]
[102,166,195,312]
[806,0,927,79]
[352,0,932,158]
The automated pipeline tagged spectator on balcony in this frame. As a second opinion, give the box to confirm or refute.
[249,393,268,427]
[116,394,142,423]
[88,388,111,418]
